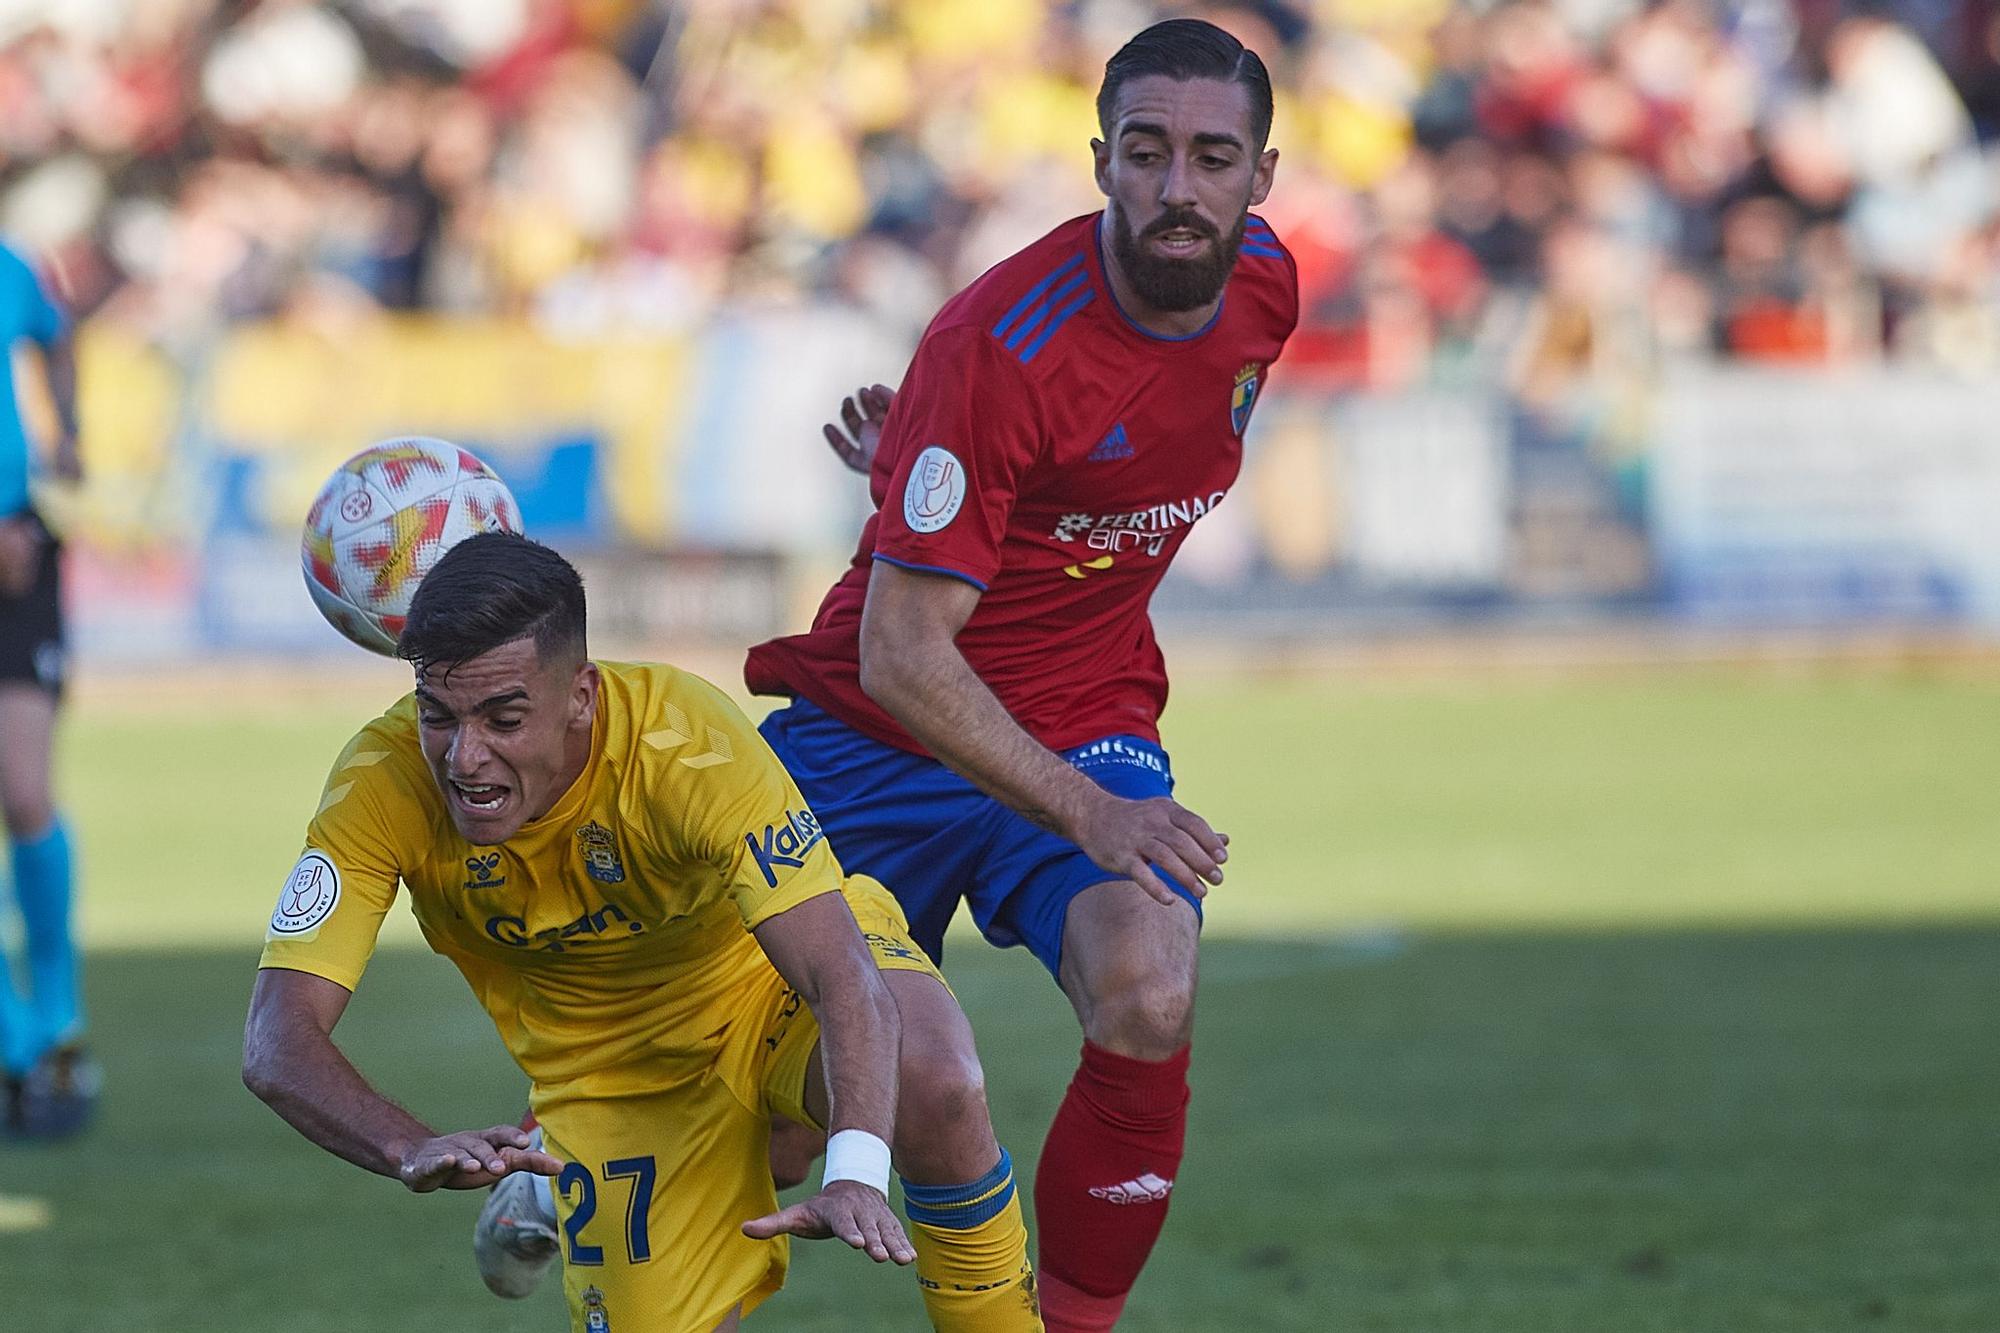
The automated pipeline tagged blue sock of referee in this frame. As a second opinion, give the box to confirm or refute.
[12,816,79,1053]
[0,938,37,1075]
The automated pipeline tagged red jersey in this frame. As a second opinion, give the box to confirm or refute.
[746,211,1298,754]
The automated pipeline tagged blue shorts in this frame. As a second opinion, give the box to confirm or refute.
[759,698,1201,979]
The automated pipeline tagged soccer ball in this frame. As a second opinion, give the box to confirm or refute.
[301,437,522,655]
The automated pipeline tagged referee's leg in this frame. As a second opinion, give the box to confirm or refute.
[0,681,57,1080]
[0,683,74,1033]
[0,517,90,1132]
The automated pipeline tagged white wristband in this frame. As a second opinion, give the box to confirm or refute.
[821,1129,893,1196]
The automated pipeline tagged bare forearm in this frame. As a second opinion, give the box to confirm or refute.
[741,907,918,1262]
[865,636,1101,836]
[855,562,1224,903]
[44,338,77,438]
[243,1019,433,1179]
[809,972,901,1143]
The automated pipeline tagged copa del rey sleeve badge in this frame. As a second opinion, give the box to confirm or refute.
[270,850,341,936]
[904,445,967,533]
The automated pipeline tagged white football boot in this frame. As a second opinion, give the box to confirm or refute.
[473,1128,560,1299]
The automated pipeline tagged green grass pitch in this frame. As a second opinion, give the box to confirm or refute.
[3,669,1998,1329]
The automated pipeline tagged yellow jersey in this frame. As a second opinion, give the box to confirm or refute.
[258,661,846,1108]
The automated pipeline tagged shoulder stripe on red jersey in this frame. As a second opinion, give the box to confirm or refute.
[1001,268,1091,356]
[1018,287,1096,363]
[992,253,1086,344]
[1243,216,1284,258]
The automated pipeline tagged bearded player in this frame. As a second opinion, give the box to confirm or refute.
[745,20,1296,1331]
[245,533,1041,1332]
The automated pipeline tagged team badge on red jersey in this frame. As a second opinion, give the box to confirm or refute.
[1230,363,1262,436]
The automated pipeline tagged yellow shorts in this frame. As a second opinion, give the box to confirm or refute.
[538,876,945,1333]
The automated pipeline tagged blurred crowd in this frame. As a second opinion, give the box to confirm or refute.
[7,0,2000,385]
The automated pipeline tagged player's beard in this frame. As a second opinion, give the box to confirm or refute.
[1108,204,1249,313]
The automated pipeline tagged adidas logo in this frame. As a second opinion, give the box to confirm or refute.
[1086,423,1133,462]
[1088,1172,1173,1205]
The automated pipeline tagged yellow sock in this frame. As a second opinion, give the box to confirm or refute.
[903,1150,1043,1332]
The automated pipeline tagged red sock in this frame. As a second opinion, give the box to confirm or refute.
[1034,1041,1190,1332]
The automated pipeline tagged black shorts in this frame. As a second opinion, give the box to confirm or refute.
[0,511,64,697]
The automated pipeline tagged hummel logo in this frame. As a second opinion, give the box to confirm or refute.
[1086,423,1133,462]
[1088,1173,1173,1205]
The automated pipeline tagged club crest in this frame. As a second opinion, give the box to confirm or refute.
[582,1285,611,1331]
[1230,363,1262,436]
[576,821,626,884]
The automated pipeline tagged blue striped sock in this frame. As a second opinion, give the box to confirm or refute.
[902,1148,1017,1230]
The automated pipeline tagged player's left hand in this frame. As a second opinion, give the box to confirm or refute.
[740,1180,917,1265]
[397,1125,564,1193]
[821,384,894,474]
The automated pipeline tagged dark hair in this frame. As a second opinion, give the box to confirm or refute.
[1097,19,1274,150]
[398,532,587,672]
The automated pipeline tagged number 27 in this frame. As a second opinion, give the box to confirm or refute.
[557,1156,657,1265]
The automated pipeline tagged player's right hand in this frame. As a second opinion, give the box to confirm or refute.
[822,384,894,474]
[740,1180,917,1265]
[398,1125,564,1193]
[1069,791,1229,907]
